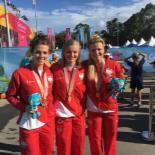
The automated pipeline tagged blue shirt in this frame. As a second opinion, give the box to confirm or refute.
[126,57,145,80]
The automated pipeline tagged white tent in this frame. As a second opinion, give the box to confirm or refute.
[146,36,155,46]
[138,38,146,46]
[126,39,138,47]
[131,39,137,45]
[124,40,130,47]
[108,44,113,48]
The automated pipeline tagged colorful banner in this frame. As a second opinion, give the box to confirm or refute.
[0,5,34,47]
[64,28,72,41]
[47,27,55,43]
[47,28,52,42]
[8,13,30,46]
[79,27,84,43]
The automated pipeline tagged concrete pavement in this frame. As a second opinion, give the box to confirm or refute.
[0,73,155,155]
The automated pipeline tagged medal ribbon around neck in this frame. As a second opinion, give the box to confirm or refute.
[95,62,104,98]
[32,70,48,105]
[63,67,77,100]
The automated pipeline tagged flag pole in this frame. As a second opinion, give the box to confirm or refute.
[3,0,12,47]
[32,0,38,33]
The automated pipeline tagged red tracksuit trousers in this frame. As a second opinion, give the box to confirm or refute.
[56,114,85,155]
[88,111,118,155]
[19,118,55,155]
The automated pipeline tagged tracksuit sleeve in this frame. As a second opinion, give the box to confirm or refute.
[6,71,27,111]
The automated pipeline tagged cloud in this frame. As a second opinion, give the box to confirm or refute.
[19,0,155,32]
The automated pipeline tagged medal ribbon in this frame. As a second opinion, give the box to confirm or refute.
[64,67,77,99]
[32,71,48,102]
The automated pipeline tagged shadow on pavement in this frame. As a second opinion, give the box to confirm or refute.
[119,114,155,131]
[0,143,19,154]
[0,104,18,130]
[0,152,17,155]
[117,131,155,145]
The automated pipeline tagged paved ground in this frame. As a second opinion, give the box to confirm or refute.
[0,73,155,155]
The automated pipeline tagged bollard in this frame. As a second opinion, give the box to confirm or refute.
[141,86,155,141]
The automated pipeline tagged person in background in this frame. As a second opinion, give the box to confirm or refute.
[0,65,8,99]
[19,49,32,67]
[6,33,55,155]
[0,93,6,99]
[48,53,59,66]
[150,60,155,68]
[124,52,146,107]
[85,34,124,155]
[51,40,86,155]
[104,45,109,54]
[104,45,113,60]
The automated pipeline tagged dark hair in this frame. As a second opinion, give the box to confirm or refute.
[61,39,81,66]
[104,45,109,50]
[29,33,53,54]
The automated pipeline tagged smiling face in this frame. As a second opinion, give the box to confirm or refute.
[32,44,50,68]
[63,42,80,66]
[89,42,105,64]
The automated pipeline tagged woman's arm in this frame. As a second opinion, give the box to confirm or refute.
[139,52,147,60]
[6,71,27,111]
[124,55,132,62]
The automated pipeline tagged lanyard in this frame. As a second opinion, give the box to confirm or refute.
[63,67,77,100]
[95,63,104,98]
[32,70,48,105]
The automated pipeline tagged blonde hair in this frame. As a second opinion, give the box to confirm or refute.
[88,34,105,48]
[61,40,81,66]
[87,34,105,81]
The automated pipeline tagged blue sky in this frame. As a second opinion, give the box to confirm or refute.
[1,0,155,33]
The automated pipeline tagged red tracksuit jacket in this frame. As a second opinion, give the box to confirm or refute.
[6,64,55,124]
[84,58,123,111]
[51,62,86,116]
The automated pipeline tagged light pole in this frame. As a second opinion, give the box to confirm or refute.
[32,0,38,33]
[116,13,120,46]
[89,26,94,37]
[117,23,119,46]
[3,0,12,47]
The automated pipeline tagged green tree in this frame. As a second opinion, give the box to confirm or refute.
[55,31,65,49]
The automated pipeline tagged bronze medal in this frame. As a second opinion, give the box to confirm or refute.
[32,71,48,107]
[64,67,76,103]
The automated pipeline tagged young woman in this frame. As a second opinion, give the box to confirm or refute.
[51,40,86,155]
[85,35,123,155]
[6,34,55,155]
[124,52,146,106]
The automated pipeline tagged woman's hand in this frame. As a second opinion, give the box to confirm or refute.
[26,105,38,114]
